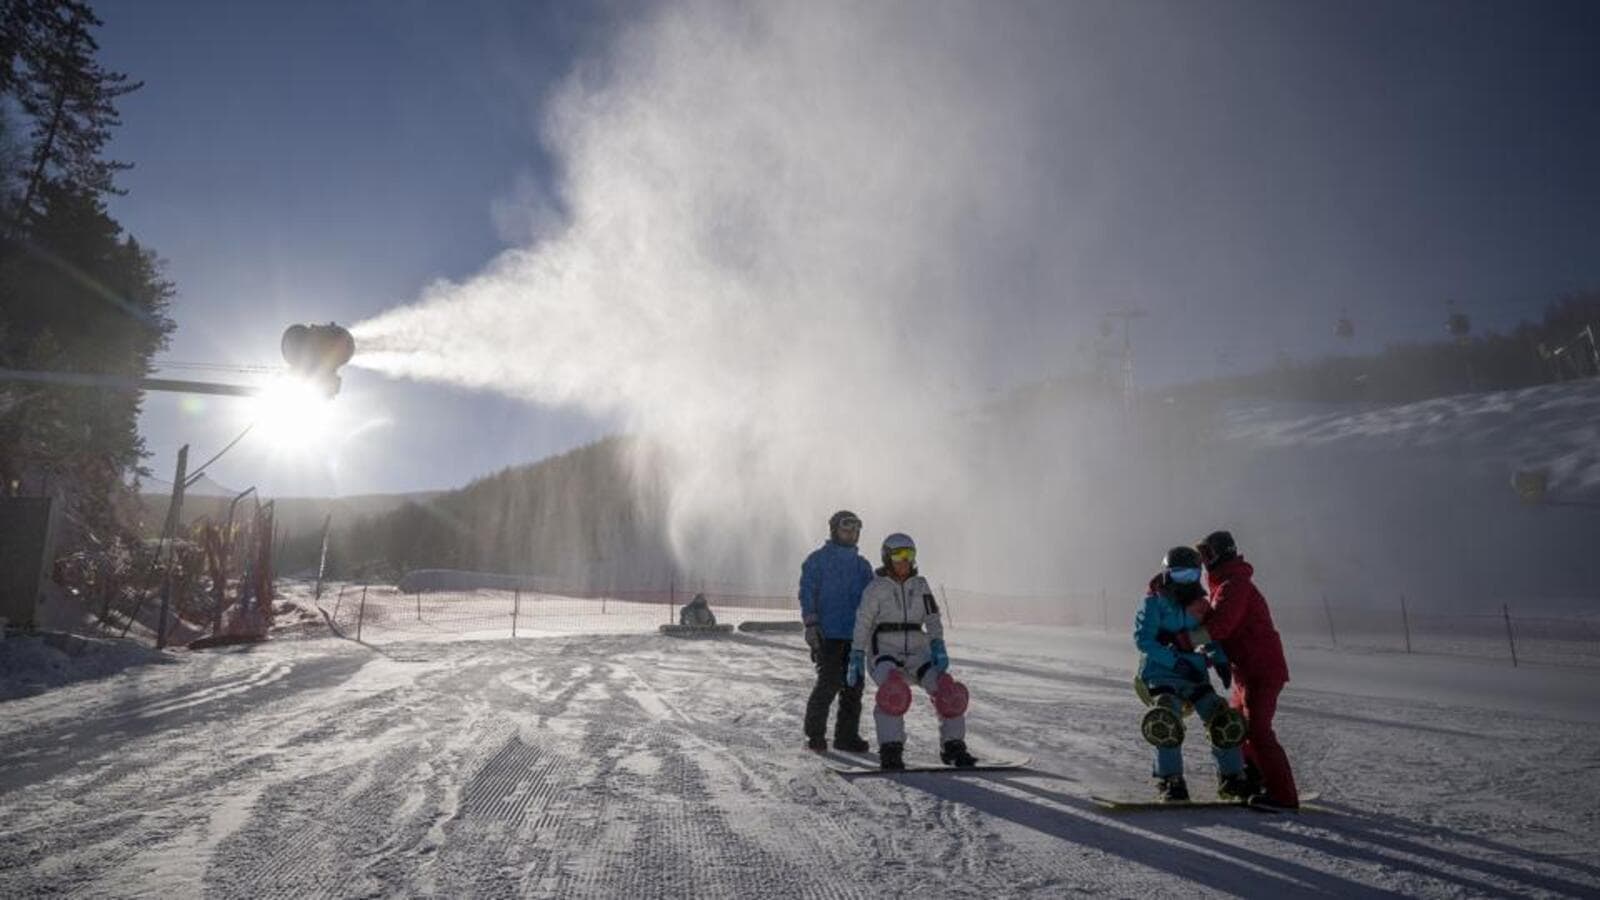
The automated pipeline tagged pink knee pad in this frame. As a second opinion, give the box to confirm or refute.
[875,670,912,716]
[932,673,969,719]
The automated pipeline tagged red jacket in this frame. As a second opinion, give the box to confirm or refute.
[1201,558,1289,685]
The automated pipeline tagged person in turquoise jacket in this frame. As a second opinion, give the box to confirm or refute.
[1134,546,1251,802]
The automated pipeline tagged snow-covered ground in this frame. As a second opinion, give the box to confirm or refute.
[3,588,1597,898]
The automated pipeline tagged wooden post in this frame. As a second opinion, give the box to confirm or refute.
[1322,593,1338,647]
[1400,594,1412,653]
[356,585,368,642]
[1503,604,1519,668]
[156,446,188,649]
[512,589,520,638]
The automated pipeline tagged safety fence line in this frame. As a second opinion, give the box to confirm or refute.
[311,580,1600,668]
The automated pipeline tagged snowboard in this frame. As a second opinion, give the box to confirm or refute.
[822,750,1031,777]
[658,623,734,636]
[1090,791,1319,813]
[736,620,804,633]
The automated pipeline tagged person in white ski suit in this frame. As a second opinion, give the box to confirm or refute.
[847,533,977,770]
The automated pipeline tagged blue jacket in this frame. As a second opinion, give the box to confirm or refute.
[799,541,873,640]
[1134,591,1209,691]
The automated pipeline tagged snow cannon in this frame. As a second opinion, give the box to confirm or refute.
[281,323,355,397]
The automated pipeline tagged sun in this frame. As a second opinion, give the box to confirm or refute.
[246,376,344,454]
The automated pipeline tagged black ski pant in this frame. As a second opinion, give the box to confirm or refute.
[804,638,865,743]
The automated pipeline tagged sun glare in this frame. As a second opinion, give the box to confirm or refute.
[247,377,342,455]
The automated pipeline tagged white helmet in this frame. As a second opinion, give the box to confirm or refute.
[880,532,916,567]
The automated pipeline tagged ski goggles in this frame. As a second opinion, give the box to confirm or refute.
[1167,567,1202,584]
[886,547,916,563]
[836,517,862,531]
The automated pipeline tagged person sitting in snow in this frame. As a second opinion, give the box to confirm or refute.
[679,593,717,627]
[1134,546,1252,802]
[846,532,976,771]
[1192,529,1299,808]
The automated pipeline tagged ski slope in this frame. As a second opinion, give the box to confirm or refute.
[3,592,1596,898]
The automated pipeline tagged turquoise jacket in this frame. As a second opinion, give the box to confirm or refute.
[1134,591,1209,691]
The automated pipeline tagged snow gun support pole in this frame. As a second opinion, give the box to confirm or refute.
[1502,604,1519,668]
[0,368,263,397]
[1400,594,1412,653]
[314,513,332,601]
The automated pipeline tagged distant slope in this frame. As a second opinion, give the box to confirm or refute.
[299,436,677,587]
[136,489,442,547]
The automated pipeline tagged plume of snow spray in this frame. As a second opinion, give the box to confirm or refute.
[351,1,1110,587]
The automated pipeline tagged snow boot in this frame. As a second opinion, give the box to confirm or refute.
[940,739,978,768]
[879,742,905,771]
[806,736,827,752]
[1216,771,1254,801]
[1156,774,1190,803]
[833,735,871,753]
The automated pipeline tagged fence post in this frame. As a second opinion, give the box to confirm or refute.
[333,584,346,621]
[1322,593,1338,647]
[1502,603,1519,668]
[156,445,188,649]
[512,589,520,638]
[1400,594,1412,653]
[416,589,422,621]
[356,585,368,642]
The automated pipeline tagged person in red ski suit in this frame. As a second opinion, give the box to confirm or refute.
[1194,530,1299,808]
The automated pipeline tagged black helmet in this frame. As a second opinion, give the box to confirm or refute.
[1163,546,1203,571]
[828,510,862,545]
[1196,530,1238,568]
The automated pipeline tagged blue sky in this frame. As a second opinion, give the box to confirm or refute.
[94,1,1600,498]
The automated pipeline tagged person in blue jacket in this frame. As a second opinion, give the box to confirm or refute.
[1134,546,1252,802]
[799,510,875,752]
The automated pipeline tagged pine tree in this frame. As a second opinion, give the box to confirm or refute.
[3,0,140,224]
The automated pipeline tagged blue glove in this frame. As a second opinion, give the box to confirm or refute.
[1173,651,1208,680]
[846,650,865,688]
[929,639,950,673]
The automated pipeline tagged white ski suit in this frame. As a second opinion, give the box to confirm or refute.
[851,571,964,745]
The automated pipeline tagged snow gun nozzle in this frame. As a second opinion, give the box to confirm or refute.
[281,323,356,398]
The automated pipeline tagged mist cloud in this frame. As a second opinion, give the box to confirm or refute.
[351,0,1118,586]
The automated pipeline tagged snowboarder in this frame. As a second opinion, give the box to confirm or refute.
[1134,546,1252,802]
[799,510,875,753]
[1193,530,1299,808]
[846,533,976,771]
[678,593,717,627]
